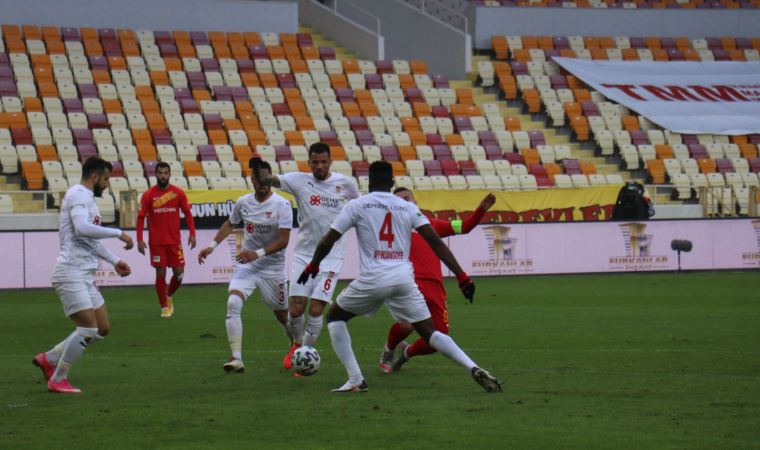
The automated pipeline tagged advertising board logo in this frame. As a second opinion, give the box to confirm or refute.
[471,226,533,275]
[609,222,668,271]
[741,219,760,267]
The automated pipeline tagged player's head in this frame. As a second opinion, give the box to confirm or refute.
[368,161,394,192]
[81,156,113,198]
[155,162,171,189]
[393,187,416,204]
[308,142,331,181]
[251,160,272,198]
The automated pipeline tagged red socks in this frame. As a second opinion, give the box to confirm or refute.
[386,323,413,350]
[155,276,168,308]
[407,338,436,357]
[167,275,182,297]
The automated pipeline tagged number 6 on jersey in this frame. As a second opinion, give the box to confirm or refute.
[379,212,395,248]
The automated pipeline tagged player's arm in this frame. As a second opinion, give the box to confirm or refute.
[94,242,131,276]
[70,204,133,249]
[179,190,197,249]
[136,192,149,254]
[235,228,291,264]
[416,224,475,303]
[433,193,496,238]
[197,220,235,264]
[250,155,282,188]
[297,228,343,284]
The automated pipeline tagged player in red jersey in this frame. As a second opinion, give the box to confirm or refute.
[136,162,196,317]
[379,188,496,373]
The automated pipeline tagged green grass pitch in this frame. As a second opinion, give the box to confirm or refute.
[1,272,759,449]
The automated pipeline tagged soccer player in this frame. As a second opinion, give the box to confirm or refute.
[197,160,293,373]
[297,161,502,393]
[251,143,358,369]
[380,188,496,373]
[33,156,134,394]
[136,162,196,317]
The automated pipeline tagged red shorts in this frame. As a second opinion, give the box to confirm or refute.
[416,278,449,334]
[149,244,185,268]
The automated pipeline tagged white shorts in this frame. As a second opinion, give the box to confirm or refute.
[288,253,340,303]
[336,278,431,324]
[53,276,105,317]
[229,264,288,311]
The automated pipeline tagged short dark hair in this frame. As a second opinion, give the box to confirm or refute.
[82,156,113,178]
[368,160,393,190]
[258,160,272,172]
[308,142,331,158]
[393,187,411,195]
[155,161,171,172]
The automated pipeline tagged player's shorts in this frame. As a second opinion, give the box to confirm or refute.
[228,264,288,311]
[52,275,105,317]
[336,278,431,324]
[149,243,185,268]
[289,253,340,303]
[417,278,449,334]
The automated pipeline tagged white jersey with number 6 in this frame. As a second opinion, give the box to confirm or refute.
[330,191,429,285]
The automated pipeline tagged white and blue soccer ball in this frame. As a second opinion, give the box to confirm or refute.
[292,346,320,376]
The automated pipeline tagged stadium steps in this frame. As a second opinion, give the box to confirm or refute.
[300,26,358,60]
[0,175,46,213]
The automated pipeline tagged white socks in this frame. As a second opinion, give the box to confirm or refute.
[328,321,363,384]
[288,313,305,345]
[429,331,476,371]
[302,314,323,347]
[226,295,244,360]
[51,327,98,382]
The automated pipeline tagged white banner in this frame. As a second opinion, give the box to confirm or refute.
[553,57,760,135]
[3,218,759,289]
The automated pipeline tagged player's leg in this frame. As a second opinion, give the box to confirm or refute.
[406,294,449,359]
[284,255,311,366]
[327,280,387,392]
[166,245,186,312]
[380,322,413,373]
[258,277,293,348]
[302,269,338,347]
[224,266,254,372]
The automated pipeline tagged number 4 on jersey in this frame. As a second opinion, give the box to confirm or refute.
[379,212,395,248]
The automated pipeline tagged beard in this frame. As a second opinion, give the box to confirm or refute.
[93,184,105,198]
[157,178,169,188]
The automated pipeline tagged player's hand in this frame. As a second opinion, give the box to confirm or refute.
[137,240,146,255]
[479,193,496,212]
[119,232,134,250]
[235,250,257,264]
[457,272,475,303]
[188,235,197,249]
[114,260,131,277]
[296,263,319,285]
[198,247,213,264]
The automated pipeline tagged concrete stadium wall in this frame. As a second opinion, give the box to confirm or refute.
[0,0,298,33]
[470,7,760,49]
[343,0,471,78]
[298,0,384,60]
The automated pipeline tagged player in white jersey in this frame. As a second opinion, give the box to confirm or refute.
[298,161,502,393]
[251,142,358,370]
[198,160,294,373]
[33,157,134,394]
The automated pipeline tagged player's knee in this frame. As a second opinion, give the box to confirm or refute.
[156,268,167,278]
[76,326,99,345]
[309,300,326,316]
[227,294,244,317]
[97,325,110,337]
[289,296,307,315]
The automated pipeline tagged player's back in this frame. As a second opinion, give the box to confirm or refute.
[55,184,102,272]
[334,191,429,285]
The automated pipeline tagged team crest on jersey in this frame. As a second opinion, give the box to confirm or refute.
[309,195,321,206]
[246,222,254,233]
[266,211,272,218]
[93,216,100,225]
[335,185,342,193]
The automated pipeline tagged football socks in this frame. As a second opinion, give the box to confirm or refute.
[51,327,98,382]
[302,314,323,347]
[226,295,244,360]
[328,321,363,385]
[429,331,476,371]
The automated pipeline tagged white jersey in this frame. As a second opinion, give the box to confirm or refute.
[229,191,293,278]
[331,191,429,285]
[278,172,357,267]
[52,184,121,279]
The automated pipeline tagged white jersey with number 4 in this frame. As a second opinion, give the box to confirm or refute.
[331,191,430,285]
[229,192,293,279]
[278,172,357,271]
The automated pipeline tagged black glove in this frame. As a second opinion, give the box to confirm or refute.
[297,263,320,285]
[457,272,475,303]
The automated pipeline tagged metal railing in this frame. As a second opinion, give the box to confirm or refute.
[334,0,381,35]
[403,0,469,34]
[698,186,758,217]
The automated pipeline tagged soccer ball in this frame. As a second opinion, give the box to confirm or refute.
[291,346,320,376]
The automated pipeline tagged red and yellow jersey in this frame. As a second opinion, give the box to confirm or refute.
[136,184,196,245]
